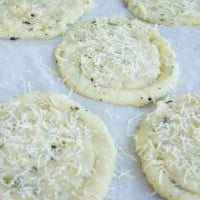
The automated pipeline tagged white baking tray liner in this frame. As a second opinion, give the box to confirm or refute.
[0,0,200,199]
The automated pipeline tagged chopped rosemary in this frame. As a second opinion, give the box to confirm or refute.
[23,21,31,25]
[107,22,118,26]
[10,37,18,40]
[163,116,169,123]
[166,100,173,104]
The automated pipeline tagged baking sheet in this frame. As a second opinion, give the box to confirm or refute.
[0,0,200,199]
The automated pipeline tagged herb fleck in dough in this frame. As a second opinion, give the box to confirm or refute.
[0,93,116,200]
[0,0,91,39]
[126,0,200,26]
[55,16,179,106]
[135,93,200,200]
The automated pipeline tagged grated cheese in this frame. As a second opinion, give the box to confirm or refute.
[73,17,160,89]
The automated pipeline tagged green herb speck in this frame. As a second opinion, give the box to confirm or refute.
[108,22,119,26]
[166,100,173,104]
[10,37,18,40]
[13,176,24,188]
[163,117,169,123]
[23,21,31,25]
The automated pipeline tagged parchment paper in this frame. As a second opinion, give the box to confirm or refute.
[0,0,200,199]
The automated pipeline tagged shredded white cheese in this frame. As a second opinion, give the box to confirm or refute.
[73,17,160,89]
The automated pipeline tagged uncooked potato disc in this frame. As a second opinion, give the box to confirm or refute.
[0,0,90,39]
[126,0,200,26]
[55,16,178,106]
[135,93,200,200]
[0,92,116,200]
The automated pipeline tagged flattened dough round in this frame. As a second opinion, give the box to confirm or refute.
[135,93,200,200]
[0,92,116,200]
[55,16,178,106]
[126,0,200,26]
[0,0,90,40]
